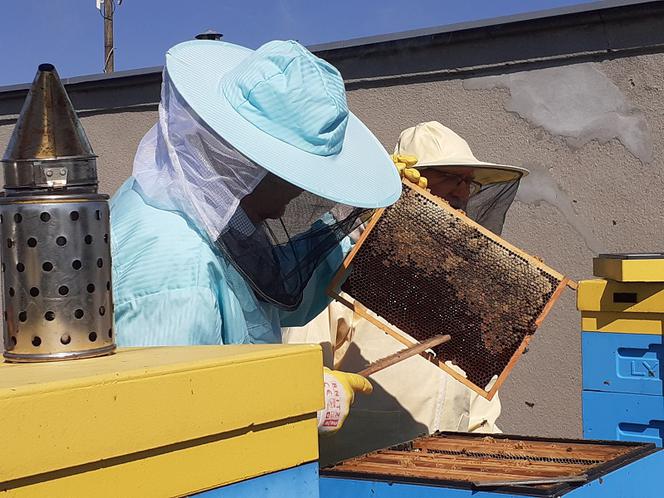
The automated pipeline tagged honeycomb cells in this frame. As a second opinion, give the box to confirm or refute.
[341,186,562,390]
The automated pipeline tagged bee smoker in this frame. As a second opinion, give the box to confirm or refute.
[0,64,115,362]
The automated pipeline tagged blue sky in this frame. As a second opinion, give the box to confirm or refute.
[0,0,598,87]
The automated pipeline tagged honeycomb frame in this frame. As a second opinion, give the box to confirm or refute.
[327,181,570,400]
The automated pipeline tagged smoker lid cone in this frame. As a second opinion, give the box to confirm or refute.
[2,64,95,163]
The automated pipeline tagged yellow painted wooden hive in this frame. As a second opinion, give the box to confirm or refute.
[0,344,323,497]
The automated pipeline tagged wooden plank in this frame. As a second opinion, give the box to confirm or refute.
[413,437,630,461]
[357,449,603,471]
[357,334,451,377]
[357,460,582,479]
[474,475,588,487]
[359,451,591,475]
[418,434,630,457]
[329,459,577,483]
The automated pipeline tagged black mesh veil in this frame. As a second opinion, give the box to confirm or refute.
[216,190,366,310]
[465,180,520,235]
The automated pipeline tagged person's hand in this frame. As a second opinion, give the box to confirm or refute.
[317,367,373,435]
[391,154,428,189]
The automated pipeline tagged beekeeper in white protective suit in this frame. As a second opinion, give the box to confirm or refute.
[283,121,529,463]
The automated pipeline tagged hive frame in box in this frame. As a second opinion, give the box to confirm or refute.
[320,431,659,497]
[327,181,573,400]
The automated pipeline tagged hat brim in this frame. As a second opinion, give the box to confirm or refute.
[414,160,528,186]
[165,40,401,209]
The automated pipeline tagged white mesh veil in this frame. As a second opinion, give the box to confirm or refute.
[133,71,267,240]
[132,70,366,311]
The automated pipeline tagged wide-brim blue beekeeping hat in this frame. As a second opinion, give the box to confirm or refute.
[165,39,402,208]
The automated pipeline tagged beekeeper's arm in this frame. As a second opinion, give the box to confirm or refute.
[111,180,226,347]
[272,216,373,435]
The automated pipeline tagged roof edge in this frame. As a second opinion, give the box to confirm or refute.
[0,66,163,95]
[0,0,659,96]
[308,0,654,52]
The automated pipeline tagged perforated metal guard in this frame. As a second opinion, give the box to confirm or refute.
[0,194,115,361]
[322,432,655,495]
[329,182,567,398]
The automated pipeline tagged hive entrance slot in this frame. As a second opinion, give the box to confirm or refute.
[613,292,637,303]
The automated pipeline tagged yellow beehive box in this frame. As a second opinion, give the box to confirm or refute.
[577,279,664,334]
[593,253,664,282]
[0,345,323,497]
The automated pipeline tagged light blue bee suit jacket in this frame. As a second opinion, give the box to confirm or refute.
[110,178,349,346]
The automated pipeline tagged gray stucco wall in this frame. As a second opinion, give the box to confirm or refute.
[0,109,157,196]
[0,4,662,439]
[345,53,664,437]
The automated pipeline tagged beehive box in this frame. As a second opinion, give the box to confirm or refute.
[593,253,664,282]
[328,182,570,399]
[0,345,322,497]
[577,269,664,447]
[320,432,663,497]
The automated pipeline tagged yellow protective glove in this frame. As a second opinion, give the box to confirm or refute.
[391,154,428,189]
[317,367,373,435]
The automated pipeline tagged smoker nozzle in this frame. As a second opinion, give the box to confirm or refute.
[1,64,98,193]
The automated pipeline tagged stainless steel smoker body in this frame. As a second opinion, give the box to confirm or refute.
[0,64,114,362]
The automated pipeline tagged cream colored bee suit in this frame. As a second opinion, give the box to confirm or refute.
[282,300,501,465]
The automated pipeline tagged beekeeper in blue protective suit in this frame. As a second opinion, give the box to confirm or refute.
[110,39,402,434]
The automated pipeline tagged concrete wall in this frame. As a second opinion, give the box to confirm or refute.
[0,67,161,195]
[0,110,157,197]
[1,2,663,439]
[345,53,664,437]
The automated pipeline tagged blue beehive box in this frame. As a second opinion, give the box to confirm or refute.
[578,253,664,447]
[320,432,664,498]
[583,391,664,446]
[582,332,662,396]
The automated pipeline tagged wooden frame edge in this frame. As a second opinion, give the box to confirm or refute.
[330,281,570,401]
[466,277,569,399]
[326,181,571,400]
[326,208,385,300]
[406,181,567,281]
[331,292,493,399]
[486,278,570,399]
[485,333,535,400]
[535,278,570,327]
